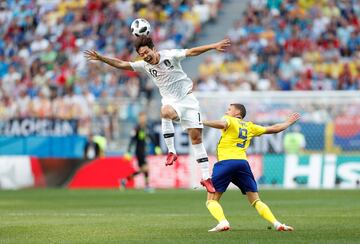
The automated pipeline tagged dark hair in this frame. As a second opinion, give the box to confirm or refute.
[231,103,246,119]
[134,36,154,53]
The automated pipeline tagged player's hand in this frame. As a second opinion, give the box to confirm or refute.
[287,112,301,125]
[214,39,231,52]
[84,49,102,61]
[124,152,132,160]
[154,146,162,155]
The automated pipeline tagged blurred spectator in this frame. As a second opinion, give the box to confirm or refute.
[338,63,356,90]
[83,133,102,159]
[31,86,51,118]
[294,70,312,90]
[283,125,306,154]
[2,65,21,95]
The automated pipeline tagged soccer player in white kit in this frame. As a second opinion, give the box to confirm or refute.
[84,36,230,193]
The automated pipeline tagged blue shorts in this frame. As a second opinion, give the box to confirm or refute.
[212,159,258,194]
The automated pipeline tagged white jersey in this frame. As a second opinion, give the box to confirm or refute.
[129,49,193,101]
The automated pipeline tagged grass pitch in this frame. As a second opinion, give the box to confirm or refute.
[1,189,359,243]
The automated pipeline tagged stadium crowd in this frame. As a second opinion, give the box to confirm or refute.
[195,0,360,91]
[0,0,221,138]
[1,0,359,149]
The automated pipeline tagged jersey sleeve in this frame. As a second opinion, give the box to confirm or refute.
[221,115,232,129]
[129,60,146,73]
[249,122,266,137]
[169,49,187,61]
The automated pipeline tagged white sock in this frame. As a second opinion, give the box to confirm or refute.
[162,118,176,154]
[192,143,210,179]
[274,221,282,229]
[219,220,230,226]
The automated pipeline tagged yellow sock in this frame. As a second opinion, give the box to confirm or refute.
[252,199,278,225]
[206,200,226,223]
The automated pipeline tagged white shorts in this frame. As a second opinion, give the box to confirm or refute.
[162,93,204,130]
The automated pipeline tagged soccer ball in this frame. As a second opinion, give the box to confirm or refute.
[130,18,151,37]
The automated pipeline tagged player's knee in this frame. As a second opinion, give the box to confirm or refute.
[189,132,202,144]
[191,137,202,144]
[161,105,177,120]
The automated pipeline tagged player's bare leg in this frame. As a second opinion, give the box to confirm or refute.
[188,128,215,193]
[161,105,179,166]
[206,192,230,232]
[246,192,294,231]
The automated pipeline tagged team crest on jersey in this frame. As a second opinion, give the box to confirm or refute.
[164,59,174,69]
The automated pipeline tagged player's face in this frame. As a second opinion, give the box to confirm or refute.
[226,105,240,117]
[139,113,147,126]
[138,46,157,65]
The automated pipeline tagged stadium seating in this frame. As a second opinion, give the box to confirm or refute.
[1,0,359,153]
[0,0,220,119]
[0,0,222,141]
[195,0,360,91]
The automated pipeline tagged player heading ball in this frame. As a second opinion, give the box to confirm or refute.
[84,36,230,193]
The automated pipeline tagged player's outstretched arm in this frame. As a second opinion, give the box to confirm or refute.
[264,113,301,134]
[202,120,228,129]
[185,39,231,57]
[84,50,133,70]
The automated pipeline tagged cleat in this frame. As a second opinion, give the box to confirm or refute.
[208,220,230,232]
[276,223,294,231]
[200,178,216,193]
[165,152,178,166]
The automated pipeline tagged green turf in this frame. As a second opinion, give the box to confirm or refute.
[0,189,359,243]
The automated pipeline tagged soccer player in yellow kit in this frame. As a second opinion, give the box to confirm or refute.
[202,103,300,232]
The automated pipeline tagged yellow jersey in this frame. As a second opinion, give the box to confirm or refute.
[217,115,266,161]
